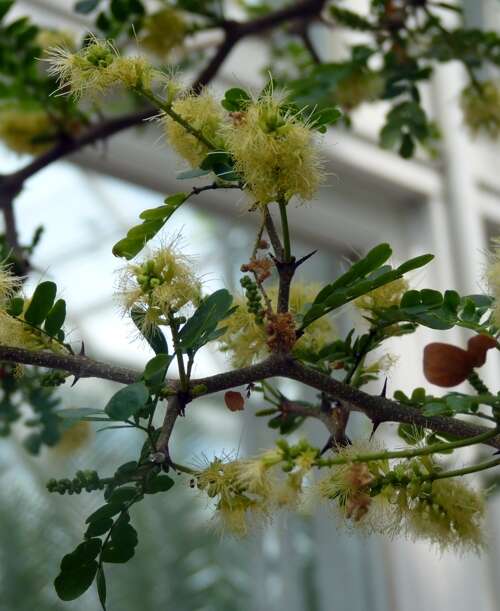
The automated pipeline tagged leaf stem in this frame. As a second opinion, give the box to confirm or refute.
[136,88,217,151]
[318,427,498,467]
[426,456,500,481]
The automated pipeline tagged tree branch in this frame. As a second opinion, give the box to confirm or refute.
[0,345,139,385]
[1,344,498,450]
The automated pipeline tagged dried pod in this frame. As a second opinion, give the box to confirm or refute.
[423,342,474,387]
[224,391,245,412]
[466,334,497,367]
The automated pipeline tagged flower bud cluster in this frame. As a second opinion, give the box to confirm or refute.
[219,283,337,367]
[47,470,105,495]
[119,243,201,334]
[240,275,264,324]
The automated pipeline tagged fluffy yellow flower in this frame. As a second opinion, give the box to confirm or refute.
[0,109,57,155]
[402,477,485,553]
[461,81,500,139]
[318,441,390,523]
[196,457,268,536]
[119,243,202,331]
[0,264,22,306]
[140,8,186,57]
[219,283,336,367]
[47,38,156,99]
[225,94,324,204]
[334,70,384,111]
[355,278,408,312]
[163,90,225,167]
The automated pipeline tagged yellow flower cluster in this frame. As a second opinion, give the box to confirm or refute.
[47,40,326,204]
[119,243,201,333]
[196,445,313,536]
[218,283,337,367]
[47,38,157,99]
[461,81,500,139]
[139,8,186,57]
[224,95,324,204]
[318,445,485,553]
[355,277,408,312]
[163,90,225,167]
[0,109,57,155]
[196,438,484,551]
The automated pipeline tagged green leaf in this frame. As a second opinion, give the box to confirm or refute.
[55,561,98,601]
[131,307,168,354]
[318,243,392,299]
[108,486,138,504]
[422,401,450,417]
[86,503,124,524]
[85,518,114,538]
[179,289,234,351]
[143,353,172,386]
[111,0,129,20]
[44,299,66,336]
[139,193,187,220]
[144,474,174,494]
[100,542,136,563]
[400,133,415,158]
[104,382,149,421]
[113,193,187,259]
[24,281,57,325]
[0,0,14,22]
[176,168,211,180]
[200,152,240,181]
[55,538,102,600]
[7,296,24,316]
[56,408,110,421]
[74,0,99,13]
[311,107,343,132]
[221,87,251,111]
[61,539,102,571]
[397,254,434,273]
[111,514,138,548]
[96,565,107,610]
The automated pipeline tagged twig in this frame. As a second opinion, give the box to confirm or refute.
[263,207,285,261]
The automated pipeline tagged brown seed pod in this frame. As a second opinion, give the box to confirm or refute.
[423,342,474,387]
[466,334,497,367]
[224,391,245,412]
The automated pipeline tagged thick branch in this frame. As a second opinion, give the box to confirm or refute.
[1,344,498,450]
[0,345,139,385]
[0,108,155,190]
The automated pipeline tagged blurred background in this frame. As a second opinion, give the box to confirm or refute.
[1,0,500,610]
